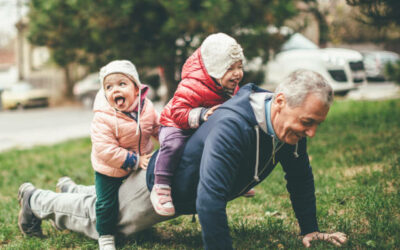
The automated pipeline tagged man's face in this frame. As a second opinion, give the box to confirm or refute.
[218,61,243,91]
[103,73,138,112]
[272,93,330,145]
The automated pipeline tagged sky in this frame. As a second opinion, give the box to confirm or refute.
[0,0,28,45]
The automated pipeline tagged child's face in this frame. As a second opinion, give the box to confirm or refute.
[218,60,243,91]
[103,73,138,112]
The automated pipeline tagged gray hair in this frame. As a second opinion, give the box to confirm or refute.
[274,69,334,107]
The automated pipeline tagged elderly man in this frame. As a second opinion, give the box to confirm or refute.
[18,70,347,249]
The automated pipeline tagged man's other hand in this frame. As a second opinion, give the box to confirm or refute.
[302,231,347,247]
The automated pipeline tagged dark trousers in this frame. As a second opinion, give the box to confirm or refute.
[154,126,192,186]
[95,172,124,236]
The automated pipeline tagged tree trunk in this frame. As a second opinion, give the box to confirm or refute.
[63,64,74,100]
[311,8,329,47]
[163,59,178,101]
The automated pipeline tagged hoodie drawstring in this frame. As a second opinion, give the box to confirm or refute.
[135,89,142,162]
[294,143,299,158]
[253,126,260,182]
[114,109,119,137]
[136,88,141,135]
[272,137,276,165]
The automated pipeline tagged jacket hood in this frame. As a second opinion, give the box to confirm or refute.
[219,83,297,185]
[93,84,149,114]
[181,48,224,93]
[218,83,272,128]
[248,88,274,134]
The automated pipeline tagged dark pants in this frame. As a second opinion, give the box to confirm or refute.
[154,126,192,186]
[95,172,124,236]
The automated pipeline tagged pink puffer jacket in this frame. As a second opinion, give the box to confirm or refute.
[91,88,159,178]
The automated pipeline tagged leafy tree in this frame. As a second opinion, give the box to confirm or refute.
[385,61,400,85]
[28,0,298,100]
[300,0,330,47]
[346,0,400,27]
[346,0,400,80]
[28,1,90,98]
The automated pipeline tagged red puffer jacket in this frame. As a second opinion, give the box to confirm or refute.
[160,48,239,130]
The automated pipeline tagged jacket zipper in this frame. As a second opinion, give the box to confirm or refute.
[237,132,285,197]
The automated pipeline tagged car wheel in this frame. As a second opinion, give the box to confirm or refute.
[335,90,350,96]
[16,103,24,110]
[82,95,94,109]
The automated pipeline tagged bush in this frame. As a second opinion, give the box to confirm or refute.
[385,60,400,85]
[241,70,265,87]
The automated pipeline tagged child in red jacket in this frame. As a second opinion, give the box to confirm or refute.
[151,33,245,216]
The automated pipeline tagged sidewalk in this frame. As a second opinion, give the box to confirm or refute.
[346,82,400,100]
[0,106,93,152]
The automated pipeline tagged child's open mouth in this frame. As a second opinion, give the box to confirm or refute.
[226,79,239,89]
[114,96,125,106]
[229,78,239,85]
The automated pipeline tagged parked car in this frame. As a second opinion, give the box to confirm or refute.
[1,81,49,110]
[361,50,400,81]
[264,33,366,95]
[73,73,100,109]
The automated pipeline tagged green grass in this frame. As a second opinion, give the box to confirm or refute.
[1,98,400,249]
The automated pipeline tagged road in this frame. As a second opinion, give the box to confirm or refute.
[0,106,93,152]
[0,82,398,152]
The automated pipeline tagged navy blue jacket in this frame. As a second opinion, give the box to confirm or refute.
[147,83,318,249]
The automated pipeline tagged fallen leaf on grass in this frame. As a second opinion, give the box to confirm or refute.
[265,211,287,219]
[265,211,279,217]
[366,240,376,247]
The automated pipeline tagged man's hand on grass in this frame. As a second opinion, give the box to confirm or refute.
[302,231,347,247]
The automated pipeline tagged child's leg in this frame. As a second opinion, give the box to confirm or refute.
[152,126,191,216]
[154,126,191,186]
[95,172,124,236]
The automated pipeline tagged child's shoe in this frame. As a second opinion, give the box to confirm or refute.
[98,235,116,250]
[242,188,256,198]
[150,184,175,216]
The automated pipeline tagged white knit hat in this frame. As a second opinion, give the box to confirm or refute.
[200,33,244,79]
[99,60,141,88]
[99,60,142,135]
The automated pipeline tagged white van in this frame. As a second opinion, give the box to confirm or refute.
[264,33,366,95]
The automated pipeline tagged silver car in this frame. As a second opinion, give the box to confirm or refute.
[361,50,400,81]
[73,73,100,109]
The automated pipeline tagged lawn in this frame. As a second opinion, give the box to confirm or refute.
[1,98,399,249]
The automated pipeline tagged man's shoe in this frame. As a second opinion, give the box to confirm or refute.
[18,183,43,237]
[56,176,76,193]
[98,235,116,250]
[150,184,175,216]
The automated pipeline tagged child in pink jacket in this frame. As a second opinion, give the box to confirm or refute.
[91,60,159,250]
